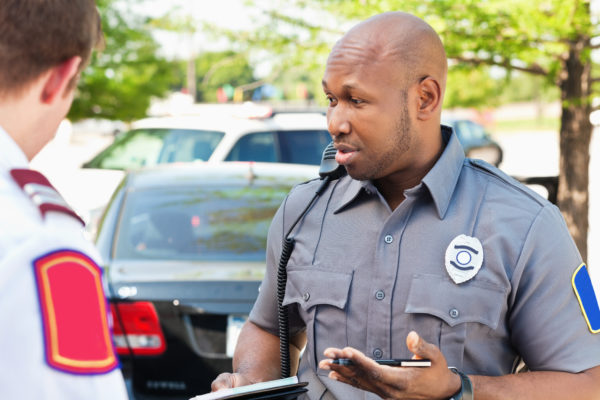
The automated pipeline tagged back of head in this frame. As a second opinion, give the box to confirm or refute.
[0,0,104,98]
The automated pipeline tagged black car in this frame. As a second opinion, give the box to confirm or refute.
[442,116,503,167]
[95,162,319,399]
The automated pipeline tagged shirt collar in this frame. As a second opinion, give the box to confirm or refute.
[0,125,29,171]
[333,125,464,218]
[421,125,465,219]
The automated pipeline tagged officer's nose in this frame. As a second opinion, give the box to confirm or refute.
[327,105,351,138]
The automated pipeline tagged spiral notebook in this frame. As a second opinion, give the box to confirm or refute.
[189,376,308,400]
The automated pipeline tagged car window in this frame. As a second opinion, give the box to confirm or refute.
[466,121,487,140]
[455,120,486,143]
[84,129,225,170]
[224,131,277,162]
[277,130,331,165]
[114,185,289,261]
[225,130,331,165]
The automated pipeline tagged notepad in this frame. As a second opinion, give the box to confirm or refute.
[189,376,308,400]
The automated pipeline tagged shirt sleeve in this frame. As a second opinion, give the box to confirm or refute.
[509,204,600,372]
[249,189,307,338]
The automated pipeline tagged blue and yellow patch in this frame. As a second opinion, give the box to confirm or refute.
[572,264,600,334]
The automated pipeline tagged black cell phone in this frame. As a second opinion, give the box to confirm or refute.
[331,358,431,367]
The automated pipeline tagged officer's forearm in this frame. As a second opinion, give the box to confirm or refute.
[470,365,600,400]
[232,321,306,382]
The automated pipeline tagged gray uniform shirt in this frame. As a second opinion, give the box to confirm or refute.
[250,127,600,400]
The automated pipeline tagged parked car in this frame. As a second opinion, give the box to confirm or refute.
[442,116,503,167]
[96,162,319,400]
[74,108,329,233]
[83,109,331,170]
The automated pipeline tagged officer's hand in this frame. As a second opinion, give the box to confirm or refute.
[318,331,461,400]
[211,372,253,392]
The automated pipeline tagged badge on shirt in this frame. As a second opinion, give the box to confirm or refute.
[445,234,483,284]
[572,264,600,334]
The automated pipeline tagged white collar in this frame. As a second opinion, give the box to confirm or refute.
[0,125,29,171]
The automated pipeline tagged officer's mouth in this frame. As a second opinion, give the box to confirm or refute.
[335,145,358,165]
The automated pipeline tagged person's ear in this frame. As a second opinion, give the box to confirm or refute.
[40,56,82,104]
[416,77,441,121]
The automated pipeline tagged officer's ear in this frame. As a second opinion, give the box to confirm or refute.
[415,76,441,121]
[40,56,82,104]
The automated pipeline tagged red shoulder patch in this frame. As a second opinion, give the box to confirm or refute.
[33,249,118,374]
[10,168,84,225]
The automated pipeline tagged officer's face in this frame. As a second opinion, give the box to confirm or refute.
[322,42,420,182]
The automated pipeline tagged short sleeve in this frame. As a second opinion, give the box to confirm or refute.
[509,204,600,372]
[249,195,306,338]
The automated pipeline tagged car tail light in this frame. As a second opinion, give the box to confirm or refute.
[110,301,167,356]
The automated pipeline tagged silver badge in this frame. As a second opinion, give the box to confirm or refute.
[445,234,483,284]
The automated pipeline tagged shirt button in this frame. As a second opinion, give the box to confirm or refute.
[372,348,383,359]
[303,292,310,301]
[375,290,385,300]
[384,235,393,244]
[449,308,459,318]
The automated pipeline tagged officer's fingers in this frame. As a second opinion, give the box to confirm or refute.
[406,331,442,363]
[211,372,250,391]
[323,347,345,360]
[211,373,235,391]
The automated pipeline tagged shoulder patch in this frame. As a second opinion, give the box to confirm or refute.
[572,264,600,333]
[33,249,119,374]
[10,169,84,225]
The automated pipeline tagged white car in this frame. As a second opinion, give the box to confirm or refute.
[83,109,330,170]
[74,107,330,236]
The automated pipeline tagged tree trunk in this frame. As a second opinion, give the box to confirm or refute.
[557,37,592,262]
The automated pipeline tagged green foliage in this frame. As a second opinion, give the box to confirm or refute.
[239,0,597,109]
[444,67,504,109]
[194,51,256,102]
[69,0,178,122]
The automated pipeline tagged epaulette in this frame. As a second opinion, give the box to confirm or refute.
[10,168,84,225]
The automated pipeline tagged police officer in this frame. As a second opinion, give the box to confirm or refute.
[0,1,128,398]
[212,11,600,400]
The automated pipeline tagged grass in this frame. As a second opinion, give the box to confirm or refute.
[491,117,560,134]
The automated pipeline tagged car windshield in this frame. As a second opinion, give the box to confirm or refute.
[113,185,288,261]
[84,128,225,170]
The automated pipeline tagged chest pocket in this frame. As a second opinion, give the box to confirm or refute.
[405,273,507,368]
[283,267,353,373]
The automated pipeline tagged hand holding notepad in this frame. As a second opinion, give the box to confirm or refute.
[189,376,308,400]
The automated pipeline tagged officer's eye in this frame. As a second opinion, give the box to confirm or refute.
[326,95,337,106]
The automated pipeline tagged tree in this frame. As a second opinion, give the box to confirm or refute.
[240,0,598,260]
[194,51,256,102]
[69,0,178,122]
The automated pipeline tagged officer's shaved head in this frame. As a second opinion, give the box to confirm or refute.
[328,12,447,94]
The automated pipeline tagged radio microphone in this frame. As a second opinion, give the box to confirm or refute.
[319,141,346,180]
[277,141,346,378]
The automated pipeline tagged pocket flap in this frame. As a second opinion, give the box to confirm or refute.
[283,268,353,311]
[405,273,506,329]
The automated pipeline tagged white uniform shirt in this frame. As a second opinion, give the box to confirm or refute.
[0,126,128,399]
